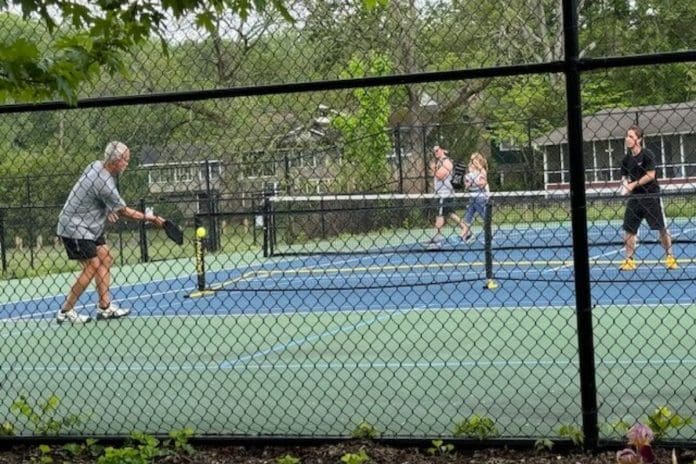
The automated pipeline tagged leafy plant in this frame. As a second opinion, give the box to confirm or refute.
[10,395,83,435]
[166,427,195,455]
[534,438,554,452]
[602,418,632,439]
[644,406,692,440]
[350,420,380,439]
[0,421,14,436]
[277,454,302,464]
[96,431,169,464]
[558,424,584,446]
[341,449,370,464]
[427,439,455,456]
[31,444,53,464]
[62,439,103,459]
[452,414,498,439]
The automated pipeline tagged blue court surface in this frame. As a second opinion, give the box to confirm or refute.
[3,215,695,319]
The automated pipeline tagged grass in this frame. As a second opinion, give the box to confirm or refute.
[1,224,263,280]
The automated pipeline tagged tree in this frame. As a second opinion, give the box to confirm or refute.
[0,0,295,103]
[332,53,394,192]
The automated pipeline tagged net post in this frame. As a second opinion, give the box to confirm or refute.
[138,198,149,263]
[0,208,5,274]
[484,199,497,290]
[194,215,206,291]
[262,187,276,258]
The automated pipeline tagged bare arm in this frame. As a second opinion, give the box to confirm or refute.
[117,207,165,226]
[435,159,453,180]
[626,170,655,192]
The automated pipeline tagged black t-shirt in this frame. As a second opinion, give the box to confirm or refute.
[620,147,659,194]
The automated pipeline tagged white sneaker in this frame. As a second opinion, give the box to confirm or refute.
[56,309,92,324]
[96,303,131,320]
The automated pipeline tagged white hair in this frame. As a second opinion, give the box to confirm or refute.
[103,141,129,163]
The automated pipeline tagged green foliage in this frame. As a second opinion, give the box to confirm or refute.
[276,454,302,464]
[601,418,632,439]
[534,438,554,452]
[62,439,103,459]
[558,424,584,446]
[166,427,196,455]
[9,395,83,435]
[644,406,692,440]
[96,431,169,464]
[452,415,499,439]
[332,52,394,192]
[350,420,380,439]
[33,444,53,464]
[0,1,293,103]
[340,449,370,464]
[426,439,455,456]
[0,421,14,435]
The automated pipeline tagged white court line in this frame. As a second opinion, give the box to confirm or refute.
[508,227,696,277]
[218,310,398,369]
[4,302,695,375]
[1,254,372,321]
[3,354,695,375]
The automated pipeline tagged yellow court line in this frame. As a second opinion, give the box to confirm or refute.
[187,257,691,297]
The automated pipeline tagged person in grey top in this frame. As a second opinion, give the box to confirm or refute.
[56,141,165,323]
[427,145,466,245]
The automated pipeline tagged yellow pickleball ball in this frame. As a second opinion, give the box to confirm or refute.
[196,227,207,239]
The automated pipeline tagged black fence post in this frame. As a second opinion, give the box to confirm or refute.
[204,159,219,253]
[562,0,598,452]
[138,198,149,263]
[394,125,404,193]
[422,125,429,192]
[194,215,206,291]
[262,189,273,258]
[26,177,35,269]
[0,209,5,274]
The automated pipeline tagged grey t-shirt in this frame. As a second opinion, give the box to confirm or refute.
[56,161,126,240]
[434,157,455,197]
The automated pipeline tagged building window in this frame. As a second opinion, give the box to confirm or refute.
[199,161,222,181]
[683,134,696,177]
[243,150,276,178]
[176,166,193,182]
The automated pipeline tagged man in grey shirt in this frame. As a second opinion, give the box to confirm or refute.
[427,145,466,245]
[56,141,164,323]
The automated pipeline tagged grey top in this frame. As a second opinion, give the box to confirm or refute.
[56,161,126,240]
[434,157,455,197]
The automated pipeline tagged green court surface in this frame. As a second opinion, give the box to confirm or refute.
[3,303,695,438]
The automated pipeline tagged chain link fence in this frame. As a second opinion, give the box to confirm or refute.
[1,0,695,448]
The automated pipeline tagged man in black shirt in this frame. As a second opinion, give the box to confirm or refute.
[619,125,678,270]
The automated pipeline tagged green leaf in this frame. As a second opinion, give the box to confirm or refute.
[195,11,216,34]
[43,395,60,414]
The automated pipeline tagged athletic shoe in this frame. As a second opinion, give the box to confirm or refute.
[96,303,131,320]
[56,309,92,324]
[665,255,678,270]
[427,234,443,244]
[619,257,637,271]
[464,232,475,243]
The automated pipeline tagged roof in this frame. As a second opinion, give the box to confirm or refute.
[534,100,696,146]
[138,143,220,166]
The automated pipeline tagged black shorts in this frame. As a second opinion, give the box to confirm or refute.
[622,195,666,235]
[434,197,457,217]
[60,236,106,260]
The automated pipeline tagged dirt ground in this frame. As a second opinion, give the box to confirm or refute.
[0,441,688,464]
